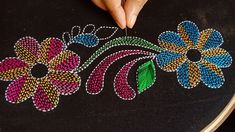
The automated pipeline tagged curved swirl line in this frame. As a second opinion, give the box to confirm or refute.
[86,50,154,95]
[77,36,163,72]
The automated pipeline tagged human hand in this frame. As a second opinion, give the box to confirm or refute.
[92,0,148,29]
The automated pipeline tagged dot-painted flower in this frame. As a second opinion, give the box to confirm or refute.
[156,21,232,89]
[0,37,81,112]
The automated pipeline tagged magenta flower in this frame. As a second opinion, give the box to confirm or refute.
[0,37,81,112]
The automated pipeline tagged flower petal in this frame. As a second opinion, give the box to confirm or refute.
[156,51,186,72]
[0,58,29,81]
[202,48,232,68]
[5,75,37,103]
[198,60,225,88]
[94,26,118,40]
[32,78,59,112]
[158,31,187,53]
[177,21,200,47]
[177,61,201,88]
[38,38,64,64]
[197,29,223,50]
[70,34,99,47]
[114,60,137,100]
[14,36,39,64]
[47,71,81,95]
[48,50,80,71]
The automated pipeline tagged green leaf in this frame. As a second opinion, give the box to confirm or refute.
[137,60,156,93]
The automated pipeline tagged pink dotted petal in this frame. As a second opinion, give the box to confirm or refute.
[114,60,137,100]
[0,58,29,81]
[47,71,81,95]
[33,79,59,112]
[5,75,37,103]
[48,50,80,71]
[39,38,64,64]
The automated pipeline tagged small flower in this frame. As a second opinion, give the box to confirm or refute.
[156,21,232,89]
[0,37,81,112]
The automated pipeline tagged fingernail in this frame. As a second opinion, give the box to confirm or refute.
[128,15,137,28]
[114,13,126,29]
[116,21,125,29]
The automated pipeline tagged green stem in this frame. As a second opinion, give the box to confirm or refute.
[77,36,163,73]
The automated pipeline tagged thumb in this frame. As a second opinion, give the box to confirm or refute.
[124,0,148,28]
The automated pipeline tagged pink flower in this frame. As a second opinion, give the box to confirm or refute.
[0,37,81,112]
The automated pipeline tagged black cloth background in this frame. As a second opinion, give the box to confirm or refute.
[0,0,234,131]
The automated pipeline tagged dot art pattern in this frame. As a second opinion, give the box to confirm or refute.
[0,21,232,112]
[1,36,81,112]
[156,21,232,88]
[86,50,153,95]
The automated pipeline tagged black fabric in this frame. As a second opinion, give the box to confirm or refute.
[0,0,234,131]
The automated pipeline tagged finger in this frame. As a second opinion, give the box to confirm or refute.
[124,0,148,28]
[92,0,108,11]
[103,0,126,29]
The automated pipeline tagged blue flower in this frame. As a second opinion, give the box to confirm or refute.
[156,21,232,89]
